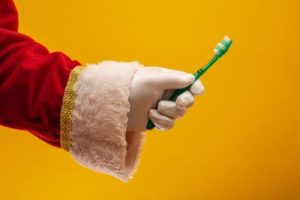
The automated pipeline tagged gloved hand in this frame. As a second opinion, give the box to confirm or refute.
[127,67,204,132]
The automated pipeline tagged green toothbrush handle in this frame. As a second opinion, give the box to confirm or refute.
[146,119,155,130]
[146,36,232,130]
[146,72,201,130]
[146,55,219,130]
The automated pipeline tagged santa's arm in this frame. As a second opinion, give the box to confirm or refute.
[0,0,144,181]
[0,0,81,146]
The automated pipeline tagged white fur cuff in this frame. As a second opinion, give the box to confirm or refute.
[61,61,145,181]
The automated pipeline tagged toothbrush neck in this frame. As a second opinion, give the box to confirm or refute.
[194,55,219,80]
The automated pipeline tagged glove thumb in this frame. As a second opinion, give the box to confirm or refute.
[155,69,195,90]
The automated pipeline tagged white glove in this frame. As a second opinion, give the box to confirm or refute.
[127,67,204,132]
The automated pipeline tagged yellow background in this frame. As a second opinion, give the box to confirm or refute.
[1,0,299,199]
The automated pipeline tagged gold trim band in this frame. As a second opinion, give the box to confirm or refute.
[60,66,85,151]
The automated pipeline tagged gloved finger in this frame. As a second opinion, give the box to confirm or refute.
[176,90,195,109]
[189,79,204,96]
[149,109,175,131]
[154,69,195,90]
[157,100,186,119]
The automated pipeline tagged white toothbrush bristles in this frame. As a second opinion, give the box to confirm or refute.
[224,35,231,43]
[214,35,232,57]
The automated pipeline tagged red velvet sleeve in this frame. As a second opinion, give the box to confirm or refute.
[0,0,81,147]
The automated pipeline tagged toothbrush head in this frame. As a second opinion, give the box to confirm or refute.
[214,35,232,57]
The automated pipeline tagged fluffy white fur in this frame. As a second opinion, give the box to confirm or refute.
[69,61,145,181]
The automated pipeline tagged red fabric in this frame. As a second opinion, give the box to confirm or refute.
[0,0,81,147]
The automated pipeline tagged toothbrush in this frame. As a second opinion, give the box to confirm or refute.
[147,35,233,130]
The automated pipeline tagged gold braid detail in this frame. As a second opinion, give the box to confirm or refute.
[60,66,86,151]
